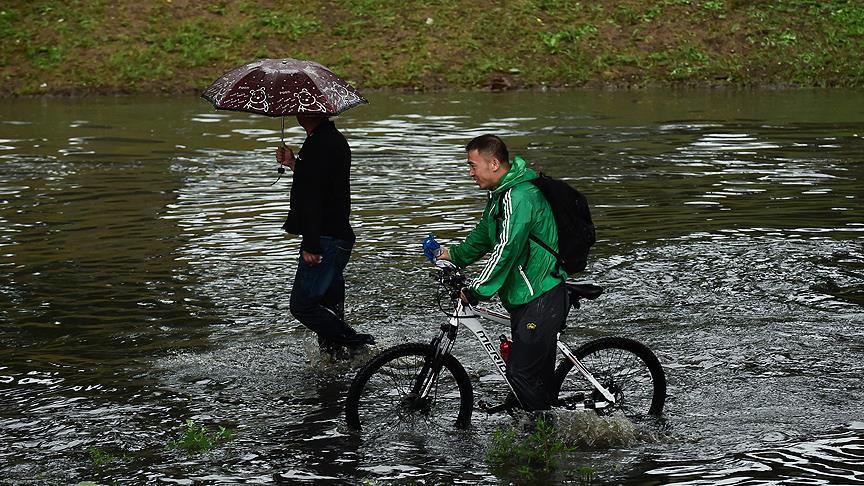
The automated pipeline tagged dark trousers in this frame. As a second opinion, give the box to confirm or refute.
[289,236,358,347]
[507,283,569,411]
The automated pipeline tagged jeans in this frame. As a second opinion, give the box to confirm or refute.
[507,283,569,411]
[289,236,359,347]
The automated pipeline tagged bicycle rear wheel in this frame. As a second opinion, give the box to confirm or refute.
[344,342,474,433]
[554,336,666,418]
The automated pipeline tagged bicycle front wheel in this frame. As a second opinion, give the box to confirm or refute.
[554,336,666,418]
[344,342,474,433]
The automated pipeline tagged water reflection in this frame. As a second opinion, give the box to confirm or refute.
[0,90,862,484]
[647,422,864,484]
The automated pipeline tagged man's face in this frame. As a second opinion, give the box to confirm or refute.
[467,149,502,190]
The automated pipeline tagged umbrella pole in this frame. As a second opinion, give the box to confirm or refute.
[270,116,286,187]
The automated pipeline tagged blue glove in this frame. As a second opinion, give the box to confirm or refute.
[422,234,442,262]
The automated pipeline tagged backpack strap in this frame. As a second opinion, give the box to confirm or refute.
[496,186,566,277]
[529,234,567,278]
[529,233,559,261]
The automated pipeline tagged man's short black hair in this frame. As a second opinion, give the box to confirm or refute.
[466,134,509,166]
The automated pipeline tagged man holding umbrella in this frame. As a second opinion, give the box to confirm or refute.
[276,115,374,359]
[202,58,374,359]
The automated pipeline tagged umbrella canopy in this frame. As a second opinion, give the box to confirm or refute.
[202,58,368,118]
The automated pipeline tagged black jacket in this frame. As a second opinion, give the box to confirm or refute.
[282,120,355,254]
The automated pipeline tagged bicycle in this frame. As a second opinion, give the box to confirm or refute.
[344,260,666,433]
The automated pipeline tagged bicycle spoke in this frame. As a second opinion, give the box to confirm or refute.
[347,343,473,434]
[556,337,666,419]
[587,349,653,414]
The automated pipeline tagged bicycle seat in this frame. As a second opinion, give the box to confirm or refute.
[565,282,603,300]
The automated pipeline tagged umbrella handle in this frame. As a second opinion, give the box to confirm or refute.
[270,166,284,186]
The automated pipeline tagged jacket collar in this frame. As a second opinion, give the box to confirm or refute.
[308,119,335,137]
[492,156,536,195]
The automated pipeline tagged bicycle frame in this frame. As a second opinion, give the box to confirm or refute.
[419,297,617,412]
[345,259,665,432]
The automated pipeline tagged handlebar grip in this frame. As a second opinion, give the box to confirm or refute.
[461,287,479,306]
[435,260,457,270]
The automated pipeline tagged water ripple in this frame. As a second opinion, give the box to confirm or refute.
[1,91,862,485]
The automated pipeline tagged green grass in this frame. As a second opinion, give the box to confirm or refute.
[167,419,234,455]
[86,447,127,467]
[1,0,862,94]
[486,417,588,482]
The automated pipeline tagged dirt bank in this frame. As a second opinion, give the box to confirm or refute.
[1,0,862,96]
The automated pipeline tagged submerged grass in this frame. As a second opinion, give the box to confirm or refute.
[1,0,862,95]
[167,419,234,455]
[486,411,647,483]
[486,416,600,483]
[86,446,131,467]
[486,418,572,482]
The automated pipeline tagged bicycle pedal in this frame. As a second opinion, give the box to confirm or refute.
[479,401,511,414]
[478,400,502,409]
[558,392,586,409]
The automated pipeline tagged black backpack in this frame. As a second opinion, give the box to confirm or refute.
[528,173,596,276]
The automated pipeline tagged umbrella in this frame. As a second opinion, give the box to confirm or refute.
[202,58,368,143]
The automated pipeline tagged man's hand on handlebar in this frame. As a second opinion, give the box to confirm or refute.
[436,246,450,261]
[459,287,479,306]
[424,236,474,305]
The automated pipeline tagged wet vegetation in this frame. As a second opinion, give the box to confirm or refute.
[487,417,595,483]
[66,422,233,485]
[86,446,131,468]
[167,419,234,455]
[1,0,862,95]
[485,411,648,481]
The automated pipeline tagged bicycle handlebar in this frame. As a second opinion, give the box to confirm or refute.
[432,260,466,293]
[431,258,603,312]
[424,237,603,311]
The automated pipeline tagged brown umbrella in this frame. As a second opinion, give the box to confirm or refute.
[202,58,368,142]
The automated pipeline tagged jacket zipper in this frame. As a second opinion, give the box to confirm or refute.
[518,265,535,296]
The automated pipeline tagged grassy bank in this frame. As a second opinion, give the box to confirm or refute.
[1,0,862,96]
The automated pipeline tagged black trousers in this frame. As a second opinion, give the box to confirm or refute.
[507,283,569,411]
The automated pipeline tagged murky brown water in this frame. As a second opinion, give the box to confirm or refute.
[1,90,862,484]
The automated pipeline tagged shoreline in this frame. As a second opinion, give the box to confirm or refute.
[4,82,857,100]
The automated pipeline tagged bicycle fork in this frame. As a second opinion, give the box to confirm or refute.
[406,324,457,412]
[557,338,617,407]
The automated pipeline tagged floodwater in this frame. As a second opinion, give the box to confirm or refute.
[1,90,862,485]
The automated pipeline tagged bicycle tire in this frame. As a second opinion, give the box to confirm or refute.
[554,336,666,417]
[344,342,474,432]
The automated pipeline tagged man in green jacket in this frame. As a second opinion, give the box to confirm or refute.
[440,134,569,411]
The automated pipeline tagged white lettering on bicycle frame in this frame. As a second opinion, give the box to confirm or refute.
[451,306,510,381]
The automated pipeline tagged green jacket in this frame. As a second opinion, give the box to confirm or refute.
[449,156,564,310]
